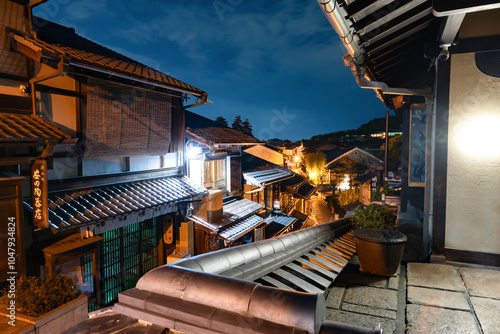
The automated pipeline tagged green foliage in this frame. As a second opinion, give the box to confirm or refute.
[0,274,78,317]
[350,204,397,230]
[304,151,326,184]
[309,116,402,142]
[380,134,402,171]
[325,195,346,218]
[372,188,382,201]
[232,115,253,136]
[215,116,228,127]
[337,188,359,207]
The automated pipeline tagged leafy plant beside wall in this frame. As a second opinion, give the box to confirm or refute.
[0,274,78,317]
[351,204,397,230]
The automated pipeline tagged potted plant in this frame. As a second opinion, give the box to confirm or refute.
[350,204,407,276]
[0,274,88,333]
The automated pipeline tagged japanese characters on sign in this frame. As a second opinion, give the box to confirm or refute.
[31,160,48,229]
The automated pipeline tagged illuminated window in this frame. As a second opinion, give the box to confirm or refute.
[203,158,226,190]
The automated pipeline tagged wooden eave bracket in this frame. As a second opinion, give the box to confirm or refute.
[9,33,42,62]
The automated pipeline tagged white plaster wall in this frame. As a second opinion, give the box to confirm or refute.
[38,73,77,136]
[244,146,284,166]
[446,53,500,254]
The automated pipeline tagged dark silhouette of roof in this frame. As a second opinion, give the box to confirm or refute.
[185,110,223,129]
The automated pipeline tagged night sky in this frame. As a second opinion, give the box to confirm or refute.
[34,0,388,141]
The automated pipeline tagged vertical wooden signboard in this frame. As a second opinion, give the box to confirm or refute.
[32,160,48,229]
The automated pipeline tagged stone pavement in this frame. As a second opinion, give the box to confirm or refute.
[325,258,500,334]
[310,195,335,225]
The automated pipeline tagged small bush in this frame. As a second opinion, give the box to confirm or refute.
[350,204,397,230]
[325,195,346,217]
[0,274,78,317]
[337,188,359,207]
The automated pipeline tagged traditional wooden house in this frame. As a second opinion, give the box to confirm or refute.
[184,111,270,253]
[244,143,285,167]
[1,1,208,310]
[317,0,500,265]
[323,147,383,189]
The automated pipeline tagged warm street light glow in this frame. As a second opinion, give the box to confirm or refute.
[294,156,300,162]
[309,171,317,179]
[337,174,350,190]
[455,115,500,158]
[187,146,202,159]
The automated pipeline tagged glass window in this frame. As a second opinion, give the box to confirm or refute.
[55,253,94,295]
[203,158,226,190]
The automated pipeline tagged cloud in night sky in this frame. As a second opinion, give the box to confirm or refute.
[34,0,388,141]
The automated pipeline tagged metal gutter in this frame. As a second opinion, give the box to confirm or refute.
[70,62,208,105]
[316,0,364,64]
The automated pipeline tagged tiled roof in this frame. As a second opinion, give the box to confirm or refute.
[243,167,293,188]
[186,127,262,146]
[24,176,206,232]
[280,174,307,190]
[279,172,316,199]
[28,19,205,97]
[223,197,264,221]
[0,113,74,143]
[191,197,264,242]
[296,183,316,200]
[264,213,298,238]
[219,214,264,243]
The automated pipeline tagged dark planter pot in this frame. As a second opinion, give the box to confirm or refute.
[353,228,407,276]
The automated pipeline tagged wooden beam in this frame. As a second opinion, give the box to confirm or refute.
[28,0,50,7]
[0,157,35,165]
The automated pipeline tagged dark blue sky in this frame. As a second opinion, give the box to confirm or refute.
[34,0,388,141]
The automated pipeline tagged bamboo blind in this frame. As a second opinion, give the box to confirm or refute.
[84,78,171,158]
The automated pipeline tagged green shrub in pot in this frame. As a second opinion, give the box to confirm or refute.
[351,204,397,230]
[0,274,78,317]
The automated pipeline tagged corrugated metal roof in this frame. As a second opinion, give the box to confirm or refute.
[264,213,298,238]
[0,113,73,143]
[24,176,207,232]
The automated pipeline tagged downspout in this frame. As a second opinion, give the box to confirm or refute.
[423,94,436,261]
[316,0,431,97]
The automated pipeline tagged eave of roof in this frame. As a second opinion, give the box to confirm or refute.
[186,127,263,147]
[25,176,207,233]
[12,18,206,99]
[0,113,75,144]
[243,167,293,188]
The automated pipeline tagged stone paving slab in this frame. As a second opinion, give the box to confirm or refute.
[470,297,500,334]
[325,284,346,309]
[344,286,398,311]
[337,264,388,288]
[407,263,465,291]
[387,275,399,290]
[326,309,396,334]
[406,304,480,334]
[460,267,500,300]
[342,303,397,319]
[407,286,470,310]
